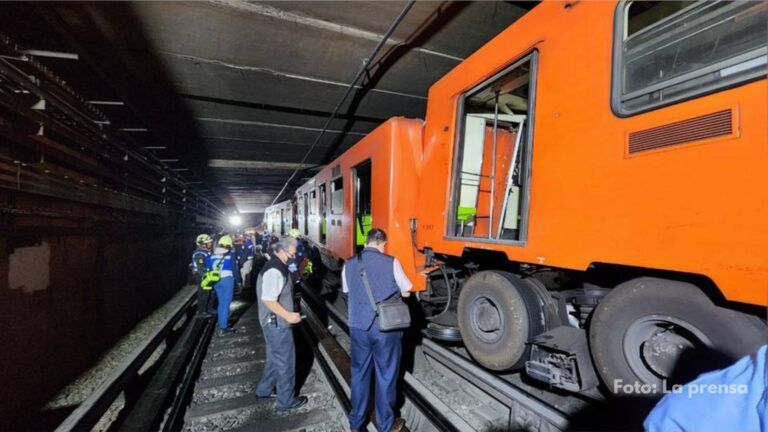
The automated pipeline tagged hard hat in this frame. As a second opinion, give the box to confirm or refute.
[289,228,301,238]
[196,234,212,244]
[218,235,234,247]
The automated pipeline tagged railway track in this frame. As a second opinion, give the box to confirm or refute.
[54,288,213,432]
[55,282,617,432]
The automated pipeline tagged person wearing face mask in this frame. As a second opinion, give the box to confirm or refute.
[254,236,308,411]
[343,228,412,432]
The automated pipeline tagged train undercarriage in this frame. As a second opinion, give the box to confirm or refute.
[312,245,767,399]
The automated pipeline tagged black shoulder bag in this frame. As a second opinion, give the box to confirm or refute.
[358,254,411,331]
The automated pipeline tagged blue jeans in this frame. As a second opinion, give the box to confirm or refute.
[256,325,297,409]
[214,276,234,329]
[349,322,402,431]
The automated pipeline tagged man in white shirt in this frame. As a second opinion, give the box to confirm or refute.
[254,237,307,410]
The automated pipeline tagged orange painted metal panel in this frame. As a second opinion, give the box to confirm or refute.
[416,1,768,305]
[298,118,425,287]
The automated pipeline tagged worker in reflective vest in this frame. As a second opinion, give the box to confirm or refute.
[191,234,214,317]
[206,235,239,334]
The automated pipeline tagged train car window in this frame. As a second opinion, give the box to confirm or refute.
[319,184,327,244]
[303,192,309,236]
[450,53,536,243]
[309,190,317,215]
[330,177,344,215]
[614,1,767,114]
[286,207,293,232]
[297,195,303,218]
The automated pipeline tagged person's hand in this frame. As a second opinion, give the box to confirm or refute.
[286,312,302,324]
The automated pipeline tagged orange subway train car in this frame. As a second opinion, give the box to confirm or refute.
[266,0,767,397]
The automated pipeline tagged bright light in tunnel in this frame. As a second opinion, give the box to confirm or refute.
[228,214,243,227]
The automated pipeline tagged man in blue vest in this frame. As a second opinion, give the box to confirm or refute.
[255,236,308,411]
[343,228,412,432]
[191,234,214,317]
[206,235,240,334]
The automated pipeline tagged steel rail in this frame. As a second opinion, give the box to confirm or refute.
[271,0,416,205]
[122,316,215,432]
[54,289,199,432]
[421,338,570,431]
[316,291,572,430]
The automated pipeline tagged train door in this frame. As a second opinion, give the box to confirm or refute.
[449,52,536,243]
[319,183,327,244]
[303,192,309,236]
[309,189,317,240]
[296,195,304,234]
[279,208,285,236]
[353,160,372,252]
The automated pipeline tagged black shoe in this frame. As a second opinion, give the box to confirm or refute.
[277,396,308,411]
[390,418,408,432]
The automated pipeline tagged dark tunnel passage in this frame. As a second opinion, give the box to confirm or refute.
[0,192,200,429]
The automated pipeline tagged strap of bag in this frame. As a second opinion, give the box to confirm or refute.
[357,253,379,315]
[276,270,291,303]
[214,251,229,271]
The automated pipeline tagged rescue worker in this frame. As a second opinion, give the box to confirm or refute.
[342,228,412,432]
[261,230,277,256]
[233,235,246,295]
[191,234,215,317]
[206,235,240,334]
[255,236,308,411]
[287,228,307,280]
[241,234,256,288]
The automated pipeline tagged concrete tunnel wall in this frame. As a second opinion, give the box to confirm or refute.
[0,230,195,428]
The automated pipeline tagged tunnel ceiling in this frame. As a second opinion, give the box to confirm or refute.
[1,1,533,215]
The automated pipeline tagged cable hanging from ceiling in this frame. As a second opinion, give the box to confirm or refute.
[270,0,416,205]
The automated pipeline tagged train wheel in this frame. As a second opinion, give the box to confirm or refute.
[590,277,767,395]
[457,271,546,370]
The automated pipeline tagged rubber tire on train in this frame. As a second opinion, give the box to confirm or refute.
[457,270,546,371]
[589,277,767,396]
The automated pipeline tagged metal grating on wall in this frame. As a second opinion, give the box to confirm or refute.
[628,109,733,154]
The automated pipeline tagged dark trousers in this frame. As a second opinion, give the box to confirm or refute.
[349,322,402,431]
[197,285,215,315]
[256,325,297,409]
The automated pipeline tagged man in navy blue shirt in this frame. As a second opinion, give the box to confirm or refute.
[342,228,412,432]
